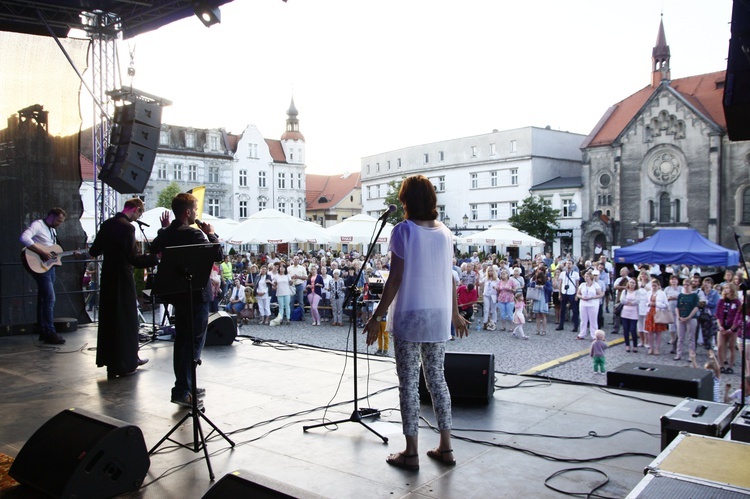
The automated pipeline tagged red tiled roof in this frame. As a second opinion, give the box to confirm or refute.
[306,172,361,210]
[582,70,726,149]
[265,139,287,163]
[80,153,95,181]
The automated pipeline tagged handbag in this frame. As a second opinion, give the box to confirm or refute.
[526,286,542,301]
[614,302,624,316]
[654,308,674,324]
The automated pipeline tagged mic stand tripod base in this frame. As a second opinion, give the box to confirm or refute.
[303,408,388,443]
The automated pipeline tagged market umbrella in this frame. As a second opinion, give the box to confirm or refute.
[458,223,545,247]
[225,208,329,245]
[324,213,394,245]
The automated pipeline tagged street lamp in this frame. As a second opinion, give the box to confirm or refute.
[630,220,657,241]
[443,214,468,235]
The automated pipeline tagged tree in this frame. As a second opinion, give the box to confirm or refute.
[383,178,406,225]
[508,195,560,248]
[156,182,181,209]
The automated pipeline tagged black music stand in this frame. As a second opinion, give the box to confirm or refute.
[148,243,234,480]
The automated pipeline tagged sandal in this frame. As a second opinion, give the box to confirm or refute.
[726,367,734,374]
[386,452,419,471]
[426,448,456,466]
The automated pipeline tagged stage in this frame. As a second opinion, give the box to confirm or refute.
[0,324,681,498]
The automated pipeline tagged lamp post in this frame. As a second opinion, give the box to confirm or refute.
[442,214,469,235]
[630,220,658,242]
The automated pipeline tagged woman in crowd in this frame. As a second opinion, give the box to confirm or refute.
[644,278,669,355]
[664,275,682,352]
[620,279,640,352]
[576,271,604,340]
[675,279,700,361]
[482,267,499,329]
[551,268,562,325]
[698,277,720,349]
[329,268,346,326]
[496,269,517,332]
[254,265,273,325]
[363,174,468,471]
[227,278,245,315]
[636,270,652,348]
[716,282,743,374]
[272,264,293,325]
[306,265,325,326]
[530,266,552,335]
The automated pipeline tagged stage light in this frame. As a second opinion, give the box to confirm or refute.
[194,2,221,28]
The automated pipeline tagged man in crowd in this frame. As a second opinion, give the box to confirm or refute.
[556,260,580,333]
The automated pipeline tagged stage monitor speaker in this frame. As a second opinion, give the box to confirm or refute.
[113,100,162,128]
[206,311,237,346]
[723,1,750,141]
[607,362,713,400]
[419,351,494,405]
[9,408,149,499]
[202,469,325,499]
[99,143,156,194]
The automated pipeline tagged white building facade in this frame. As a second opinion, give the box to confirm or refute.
[361,126,585,256]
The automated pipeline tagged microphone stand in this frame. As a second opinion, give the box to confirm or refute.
[733,234,748,406]
[136,222,161,345]
[303,216,390,443]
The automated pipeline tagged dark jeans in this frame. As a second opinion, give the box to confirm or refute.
[621,317,638,347]
[32,268,56,333]
[292,283,305,310]
[558,293,579,330]
[172,299,209,399]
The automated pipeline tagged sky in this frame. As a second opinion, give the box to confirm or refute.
[118,0,734,175]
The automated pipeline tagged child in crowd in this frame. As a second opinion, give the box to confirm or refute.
[511,293,528,339]
[590,329,607,375]
[704,353,722,402]
[724,375,750,405]
[375,315,390,356]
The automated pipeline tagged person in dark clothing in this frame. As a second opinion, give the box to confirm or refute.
[89,198,158,379]
[151,193,223,408]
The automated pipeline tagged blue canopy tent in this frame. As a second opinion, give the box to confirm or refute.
[614,229,739,267]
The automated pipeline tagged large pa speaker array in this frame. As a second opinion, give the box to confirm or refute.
[724,0,750,141]
[9,408,150,499]
[99,100,162,193]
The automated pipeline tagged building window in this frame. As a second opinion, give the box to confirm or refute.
[207,198,220,217]
[160,130,169,146]
[239,169,247,187]
[438,205,445,221]
[397,158,402,168]
[208,166,219,183]
[434,176,445,192]
[278,172,286,189]
[367,185,372,200]
[188,164,197,182]
[239,200,248,218]
[510,168,518,185]
[490,171,497,187]
[471,145,477,157]
[278,201,286,214]
[366,165,370,174]
[423,153,429,164]
[490,203,498,220]
[173,164,182,181]
[209,135,219,151]
[562,199,574,218]
[376,162,380,172]
[659,192,671,223]
[387,160,391,170]
[471,173,478,189]
[649,200,656,223]
[258,199,267,211]
[510,202,518,217]
[185,133,195,148]
[674,199,681,223]
[289,203,294,217]
[438,151,445,162]
[249,143,258,158]
[258,171,266,187]
[157,163,167,180]
[471,204,478,221]
[510,140,517,153]
[541,196,552,206]
[298,202,303,217]
[490,143,496,155]
[297,173,302,189]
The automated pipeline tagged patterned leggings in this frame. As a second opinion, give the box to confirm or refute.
[393,338,452,436]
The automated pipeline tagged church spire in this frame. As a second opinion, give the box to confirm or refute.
[651,15,671,87]
[281,96,304,141]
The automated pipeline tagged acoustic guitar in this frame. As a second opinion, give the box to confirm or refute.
[22,245,87,274]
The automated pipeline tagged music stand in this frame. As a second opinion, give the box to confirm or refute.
[148,243,235,480]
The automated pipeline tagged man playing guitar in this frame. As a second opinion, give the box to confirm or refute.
[19,207,67,344]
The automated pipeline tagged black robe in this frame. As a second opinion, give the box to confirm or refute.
[89,213,158,374]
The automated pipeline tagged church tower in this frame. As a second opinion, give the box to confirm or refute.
[651,16,671,87]
[280,97,305,165]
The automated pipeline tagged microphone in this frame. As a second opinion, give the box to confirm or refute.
[135,220,150,227]
[378,205,397,222]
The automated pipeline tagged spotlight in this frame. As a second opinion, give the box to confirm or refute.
[194,2,221,28]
